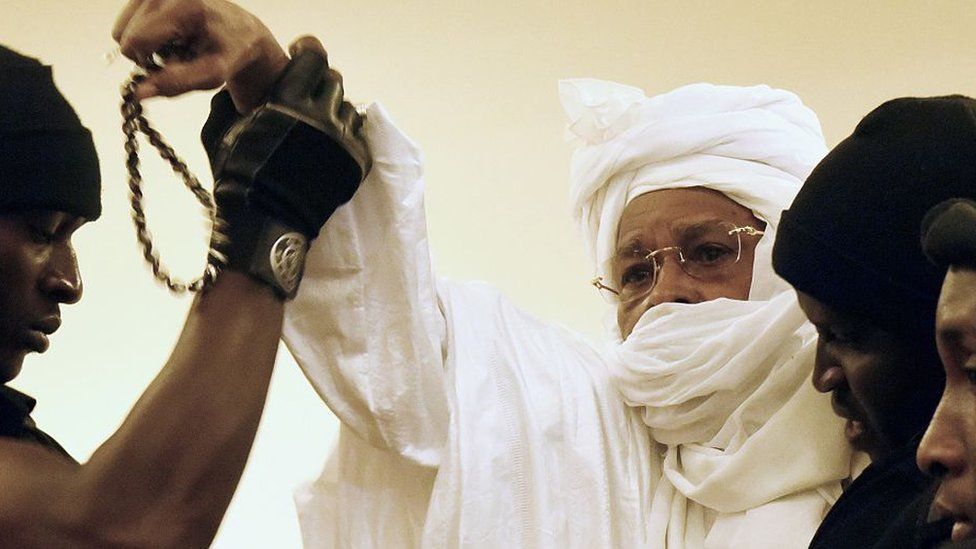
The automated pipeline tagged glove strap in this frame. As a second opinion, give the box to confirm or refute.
[210,186,309,300]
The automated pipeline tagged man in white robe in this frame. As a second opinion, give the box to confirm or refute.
[563,79,854,547]
[284,102,658,547]
[284,79,854,547]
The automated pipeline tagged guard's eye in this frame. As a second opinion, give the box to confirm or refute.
[31,227,57,244]
[20,215,59,245]
[816,325,860,348]
[963,367,976,386]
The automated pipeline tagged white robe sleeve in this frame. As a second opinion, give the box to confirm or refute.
[282,102,448,468]
[295,424,437,548]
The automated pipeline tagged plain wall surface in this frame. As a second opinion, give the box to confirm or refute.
[2,1,975,547]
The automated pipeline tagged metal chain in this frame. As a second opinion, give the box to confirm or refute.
[121,73,219,294]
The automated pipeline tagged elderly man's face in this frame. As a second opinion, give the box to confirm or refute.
[918,267,976,542]
[0,210,85,383]
[613,187,763,338]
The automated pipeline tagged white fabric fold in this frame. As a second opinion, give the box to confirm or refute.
[423,280,658,547]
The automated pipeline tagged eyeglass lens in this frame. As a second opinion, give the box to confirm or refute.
[604,222,746,302]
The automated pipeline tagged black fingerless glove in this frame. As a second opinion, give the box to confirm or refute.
[201,49,370,299]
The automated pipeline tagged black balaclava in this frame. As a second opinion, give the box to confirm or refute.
[772,95,976,343]
[0,44,101,220]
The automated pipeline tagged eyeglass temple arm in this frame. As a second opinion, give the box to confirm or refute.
[591,276,620,295]
[729,226,764,236]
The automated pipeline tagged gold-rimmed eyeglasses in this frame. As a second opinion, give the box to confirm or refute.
[591,221,764,303]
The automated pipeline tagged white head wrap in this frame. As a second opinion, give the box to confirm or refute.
[561,78,827,301]
[561,79,852,548]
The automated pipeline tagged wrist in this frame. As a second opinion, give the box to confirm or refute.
[226,41,289,113]
[203,270,284,306]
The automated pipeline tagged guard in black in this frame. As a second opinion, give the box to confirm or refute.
[0,0,369,544]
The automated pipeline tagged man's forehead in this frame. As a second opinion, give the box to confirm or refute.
[616,217,736,251]
[0,208,88,227]
[619,189,756,233]
[796,290,885,340]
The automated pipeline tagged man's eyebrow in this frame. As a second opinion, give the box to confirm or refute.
[614,238,647,258]
[613,217,742,257]
[671,218,727,239]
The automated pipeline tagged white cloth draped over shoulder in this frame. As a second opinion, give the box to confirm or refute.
[561,78,854,548]
[283,103,657,548]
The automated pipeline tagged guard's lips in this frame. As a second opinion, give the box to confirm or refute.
[30,316,61,336]
[932,498,975,541]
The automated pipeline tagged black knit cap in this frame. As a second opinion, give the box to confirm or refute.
[772,95,976,339]
[0,44,101,220]
[922,198,976,269]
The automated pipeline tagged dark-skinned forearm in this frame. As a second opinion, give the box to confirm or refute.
[66,272,282,548]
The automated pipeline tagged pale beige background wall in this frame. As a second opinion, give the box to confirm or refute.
[2,1,975,547]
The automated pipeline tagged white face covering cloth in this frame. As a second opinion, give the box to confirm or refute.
[561,79,853,548]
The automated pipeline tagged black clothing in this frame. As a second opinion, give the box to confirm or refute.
[809,442,951,549]
[0,44,101,220]
[0,385,75,462]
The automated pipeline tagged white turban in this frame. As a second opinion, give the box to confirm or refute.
[560,78,828,300]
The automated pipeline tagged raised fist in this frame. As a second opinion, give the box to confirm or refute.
[200,41,370,299]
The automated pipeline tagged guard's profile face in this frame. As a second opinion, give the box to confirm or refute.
[0,210,86,382]
[918,268,976,542]
[797,291,942,462]
[613,187,763,339]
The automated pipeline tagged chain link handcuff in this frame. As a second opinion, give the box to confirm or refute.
[120,49,222,294]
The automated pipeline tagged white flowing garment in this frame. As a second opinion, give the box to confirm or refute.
[561,78,854,547]
[285,80,856,548]
[284,103,657,548]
